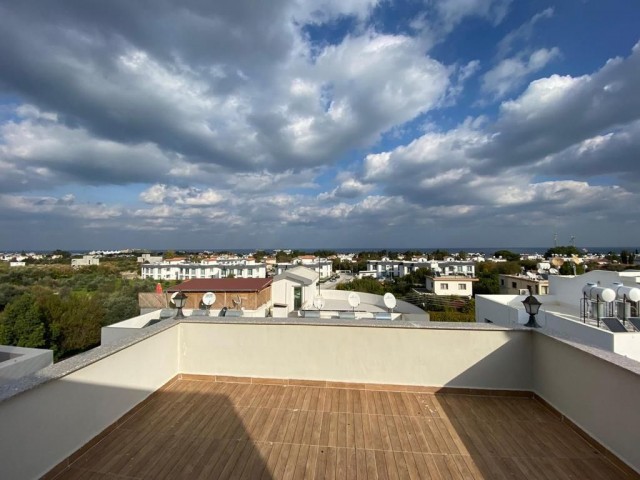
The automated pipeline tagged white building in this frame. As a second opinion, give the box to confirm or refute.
[277,260,332,279]
[271,266,319,315]
[137,253,163,264]
[499,273,549,295]
[367,259,475,279]
[476,269,640,362]
[141,261,266,280]
[426,275,477,297]
[71,255,100,267]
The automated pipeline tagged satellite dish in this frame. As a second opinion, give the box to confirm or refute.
[347,292,361,308]
[313,296,325,310]
[571,255,583,265]
[383,292,397,310]
[551,257,565,267]
[202,292,216,306]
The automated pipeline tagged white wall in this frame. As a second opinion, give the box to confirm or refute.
[476,295,640,361]
[549,270,640,307]
[272,278,316,313]
[533,333,640,473]
[0,327,179,480]
[179,322,532,390]
[613,331,640,361]
[0,346,53,386]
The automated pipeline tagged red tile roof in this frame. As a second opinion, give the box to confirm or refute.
[167,278,272,292]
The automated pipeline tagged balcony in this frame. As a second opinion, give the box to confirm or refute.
[1,317,639,479]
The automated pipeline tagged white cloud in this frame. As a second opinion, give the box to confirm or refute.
[482,47,560,99]
[139,185,224,207]
[496,7,554,59]
[434,0,512,30]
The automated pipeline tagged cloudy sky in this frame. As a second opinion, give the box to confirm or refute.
[0,0,639,251]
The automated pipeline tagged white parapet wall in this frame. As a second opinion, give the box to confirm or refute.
[1,319,640,477]
[476,294,640,362]
[0,345,53,386]
[533,333,640,473]
[178,322,532,390]
[0,326,179,480]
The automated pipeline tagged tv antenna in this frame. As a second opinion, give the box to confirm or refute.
[553,232,558,247]
[313,296,325,310]
[232,295,244,310]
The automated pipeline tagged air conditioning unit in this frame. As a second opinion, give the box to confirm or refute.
[519,289,529,295]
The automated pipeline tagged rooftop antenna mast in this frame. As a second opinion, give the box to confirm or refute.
[553,232,558,247]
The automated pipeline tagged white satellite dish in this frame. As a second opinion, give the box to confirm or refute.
[347,292,361,308]
[383,292,397,310]
[313,296,325,310]
[202,292,216,306]
[551,257,565,267]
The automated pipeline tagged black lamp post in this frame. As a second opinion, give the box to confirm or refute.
[522,286,542,328]
[173,291,188,319]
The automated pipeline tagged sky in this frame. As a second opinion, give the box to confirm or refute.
[0,0,639,251]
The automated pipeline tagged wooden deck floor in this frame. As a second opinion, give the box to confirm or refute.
[55,378,632,479]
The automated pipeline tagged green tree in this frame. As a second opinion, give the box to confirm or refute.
[253,250,267,262]
[493,250,520,262]
[336,277,385,295]
[102,294,139,327]
[620,250,632,265]
[559,263,586,275]
[544,246,581,258]
[0,293,47,348]
[430,249,450,260]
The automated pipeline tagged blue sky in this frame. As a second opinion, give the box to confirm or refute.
[0,0,639,251]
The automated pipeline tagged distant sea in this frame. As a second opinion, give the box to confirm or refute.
[31,246,638,256]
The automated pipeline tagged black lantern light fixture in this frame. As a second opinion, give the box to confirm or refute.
[521,286,542,328]
[173,291,188,319]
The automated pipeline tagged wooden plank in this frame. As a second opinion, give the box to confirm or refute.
[282,442,302,480]
[374,450,390,480]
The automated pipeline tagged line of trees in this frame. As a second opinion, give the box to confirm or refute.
[0,263,160,361]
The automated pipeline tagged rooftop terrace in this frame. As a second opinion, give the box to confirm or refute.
[55,377,628,479]
[1,317,639,479]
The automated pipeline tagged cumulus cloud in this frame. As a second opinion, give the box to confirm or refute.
[0,1,638,249]
[139,185,224,206]
[481,47,560,99]
[477,41,640,170]
[0,1,451,181]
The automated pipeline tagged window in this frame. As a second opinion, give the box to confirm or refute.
[512,282,517,288]
[440,283,449,290]
[458,283,466,290]
[500,279,505,286]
